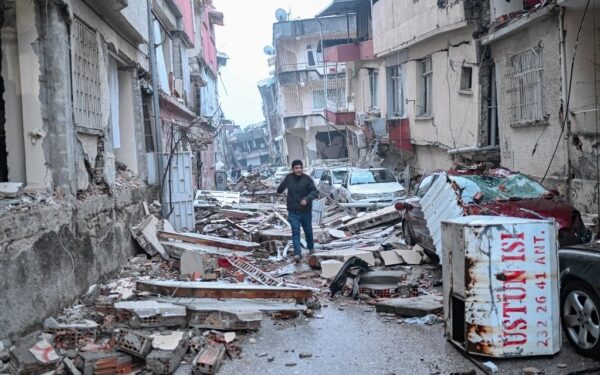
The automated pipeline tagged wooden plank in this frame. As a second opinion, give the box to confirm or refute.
[157,231,260,251]
[136,281,313,299]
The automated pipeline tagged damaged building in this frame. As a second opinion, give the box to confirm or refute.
[0,0,227,340]
[271,13,358,164]
[0,0,152,339]
[226,122,272,170]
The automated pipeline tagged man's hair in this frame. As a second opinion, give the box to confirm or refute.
[291,160,303,168]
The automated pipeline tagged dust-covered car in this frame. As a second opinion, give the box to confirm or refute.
[337,168,405,205]
[317,167,354,201]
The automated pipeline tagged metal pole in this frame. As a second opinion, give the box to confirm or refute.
[147,0,167,218]
[317,18,332,148]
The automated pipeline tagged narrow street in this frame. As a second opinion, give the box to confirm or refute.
[1,0,600,374]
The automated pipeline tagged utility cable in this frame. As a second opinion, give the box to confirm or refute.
[541,0,591,183]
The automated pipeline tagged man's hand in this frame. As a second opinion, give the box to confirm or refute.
[300,199,307,206]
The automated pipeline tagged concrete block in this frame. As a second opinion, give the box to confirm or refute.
[0,182,23,198]
[115,330,153,358]
[375,295,443,317]
[192,343,225,375]
[380,250,404,266]
[114,300,187,328]
[188,309,262,331]
[43,317,98,349]
[320,259,344,279]
[146,332,189,374]
[180,251,217,278]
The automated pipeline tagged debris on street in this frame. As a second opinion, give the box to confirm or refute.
[2,175,451,374]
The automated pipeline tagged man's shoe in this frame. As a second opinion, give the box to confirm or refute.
[293,255,301,263]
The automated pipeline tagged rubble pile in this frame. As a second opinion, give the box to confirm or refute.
[2,178,446,375]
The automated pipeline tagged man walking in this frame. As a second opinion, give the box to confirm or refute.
[277,160,318,262]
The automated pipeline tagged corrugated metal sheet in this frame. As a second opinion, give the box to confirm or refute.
[420,174,464,260]
[442,216,560,357]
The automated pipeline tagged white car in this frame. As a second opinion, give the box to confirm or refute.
[310,168,326,186]
[338,168,405,205]
[317,167,353,201]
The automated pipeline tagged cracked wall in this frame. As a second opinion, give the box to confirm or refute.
[0,186,150,340]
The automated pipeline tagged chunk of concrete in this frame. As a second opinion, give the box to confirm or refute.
[115,300,187,328]
[379,250,404,266]
[147,332,189,374]
[396,249,425,265]
[0,182,23,198]
[180,251,217,279]
[375,295,443,317]
[320,260,343,279]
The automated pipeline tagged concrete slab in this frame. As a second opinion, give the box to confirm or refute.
[320,259,343,279]
[314,248,376,266]
[375,295,443,317]
[380,250,404,266]
[0,182,23,198]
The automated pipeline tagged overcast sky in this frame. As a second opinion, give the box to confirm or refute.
[213,0,326,127]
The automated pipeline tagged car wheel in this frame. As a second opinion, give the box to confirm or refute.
[402,220,416,246]
[562,280,600,358]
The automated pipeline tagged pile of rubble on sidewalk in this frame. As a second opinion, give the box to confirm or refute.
[1,184,443,375]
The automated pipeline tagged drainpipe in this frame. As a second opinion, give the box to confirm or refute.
[316,18,333,151]
[559,6,572,203]
[147,0,167,218]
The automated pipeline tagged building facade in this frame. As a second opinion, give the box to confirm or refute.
[272,14,358,165]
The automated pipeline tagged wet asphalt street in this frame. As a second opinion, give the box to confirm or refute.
[220,298,600,375]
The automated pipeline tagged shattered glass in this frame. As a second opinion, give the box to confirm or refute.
[450,174,548,204]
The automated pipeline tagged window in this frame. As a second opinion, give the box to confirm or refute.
[417,57,433,117]
[506,47,544,125]
[321,170,330,182]
[71,18,102,129]
[460,66,473,91]
[306,45,321,67]
[389,65,405,117]
[312,90,325,110]
[368,69,379,108]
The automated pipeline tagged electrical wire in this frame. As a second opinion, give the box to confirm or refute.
[541,0,591,183]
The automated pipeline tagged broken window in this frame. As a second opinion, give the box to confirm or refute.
[417,57,432,116]
[71,18,102,130]
[506,47,544,124]
[368,68,379,108]
[449,174,548,204]
[460,66,473,91]
[388,65,405,117]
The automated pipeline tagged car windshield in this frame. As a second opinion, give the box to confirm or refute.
[450,173,549,204]
[332,170,348,183]
[350,170,396,185]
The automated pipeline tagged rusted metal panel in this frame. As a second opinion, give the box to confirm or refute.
[136,280,313,299]
[421,174,465,260]
[442,216,560,357]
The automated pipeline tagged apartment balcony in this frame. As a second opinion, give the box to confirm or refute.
[325,99,355,126]
[323,39,375,63]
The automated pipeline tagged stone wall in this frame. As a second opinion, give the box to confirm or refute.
[0,186,152,340]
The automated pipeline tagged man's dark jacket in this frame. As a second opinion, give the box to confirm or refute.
[276,173,318,213]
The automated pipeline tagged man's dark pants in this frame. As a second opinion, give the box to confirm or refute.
[288,210,314,256]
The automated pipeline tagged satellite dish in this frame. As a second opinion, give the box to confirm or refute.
[263,45,274,56]
[275,8,288,22]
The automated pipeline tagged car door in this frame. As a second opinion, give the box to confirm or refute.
[406,174,437,248]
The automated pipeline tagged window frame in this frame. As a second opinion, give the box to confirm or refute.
[388,65,406,118]
[417,57,433,117]
[505,46,545,126]
[368,68,379,109]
